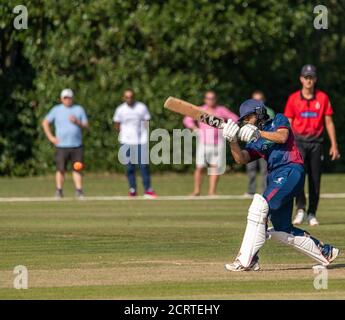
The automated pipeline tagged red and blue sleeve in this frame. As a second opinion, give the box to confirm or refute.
[274,113,290,130]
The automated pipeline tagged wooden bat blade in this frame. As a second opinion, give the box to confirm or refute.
[164,97,203,120]
[164,96,225,129]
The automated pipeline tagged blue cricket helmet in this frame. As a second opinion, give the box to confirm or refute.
[238,99,268,122]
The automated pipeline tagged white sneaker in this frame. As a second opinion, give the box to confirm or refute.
[293,209,305,225]
[225,257,260,272]
[308,214,319,226]
[327,248,340,263]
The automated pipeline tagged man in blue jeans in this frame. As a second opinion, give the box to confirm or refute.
[221,99,339,271]
[113,89,157,198]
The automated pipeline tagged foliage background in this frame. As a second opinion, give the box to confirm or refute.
[1,0,344,175]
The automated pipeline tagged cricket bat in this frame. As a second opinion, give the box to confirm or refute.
[164,97,225,129]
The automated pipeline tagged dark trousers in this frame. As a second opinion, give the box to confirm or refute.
[264,164,305,232]
[295,140,323,216]
[263,163,332,257]
[120,144,151,191]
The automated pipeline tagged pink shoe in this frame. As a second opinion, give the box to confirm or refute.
[144,190,157,199]
[128,188,137,197]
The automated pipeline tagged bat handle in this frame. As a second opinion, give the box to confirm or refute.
[219,120,241,129]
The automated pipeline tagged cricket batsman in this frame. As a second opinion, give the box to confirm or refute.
[222,99,339,271]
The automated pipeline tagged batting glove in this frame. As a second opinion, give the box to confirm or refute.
[238,124,260,142]
[222,119,240,142]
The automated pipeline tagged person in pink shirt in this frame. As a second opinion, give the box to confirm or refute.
[183,91,239,195]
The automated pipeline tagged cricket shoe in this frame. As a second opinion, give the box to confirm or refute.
[325,247,340,264]
[225,256,260,272]
[75,189,85,199]
[293,209,305,225]
[55,189,63,199]
[307,214,319,226]
[143,190,157,199]
[128,188,137,198]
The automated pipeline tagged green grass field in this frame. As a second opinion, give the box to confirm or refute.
[0,173,344,299]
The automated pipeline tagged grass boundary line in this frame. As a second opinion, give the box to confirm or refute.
[0,193,345,202]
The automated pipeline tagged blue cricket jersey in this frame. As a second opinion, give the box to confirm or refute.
[245,113,304,172]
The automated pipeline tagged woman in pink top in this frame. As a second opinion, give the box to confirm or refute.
[183,91,239,195]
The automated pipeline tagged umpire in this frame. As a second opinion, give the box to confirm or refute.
[284,65,340,226]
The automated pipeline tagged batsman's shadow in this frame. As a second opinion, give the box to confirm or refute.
[264,263,345,271]
[326,263,345,270]
[264,266,311,271]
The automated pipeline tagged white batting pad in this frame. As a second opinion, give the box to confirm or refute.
[267,227,329,265]
[237,194,269,267]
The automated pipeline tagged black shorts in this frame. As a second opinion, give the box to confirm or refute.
[55,146,83,172]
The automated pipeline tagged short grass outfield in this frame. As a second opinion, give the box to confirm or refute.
[0,173,344,299]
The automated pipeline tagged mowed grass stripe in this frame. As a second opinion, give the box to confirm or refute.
[1,173,345,197]
[1,279,345,299]
[0,200,344,270]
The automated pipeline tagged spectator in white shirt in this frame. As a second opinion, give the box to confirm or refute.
[113,89,157,198]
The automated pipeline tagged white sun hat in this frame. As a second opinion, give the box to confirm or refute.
[60,88,74,98]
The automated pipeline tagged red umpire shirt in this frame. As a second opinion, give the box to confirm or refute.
[284,89,333,142]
